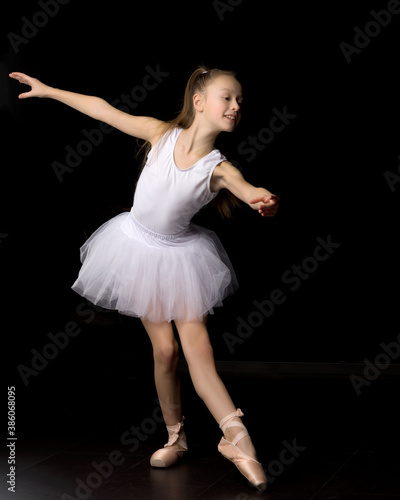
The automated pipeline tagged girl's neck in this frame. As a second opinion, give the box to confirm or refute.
[179,122,218,156]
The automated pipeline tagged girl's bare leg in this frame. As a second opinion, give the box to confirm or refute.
[174,318,258,460]
[141,319,183,430]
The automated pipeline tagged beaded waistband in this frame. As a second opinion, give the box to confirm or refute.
[132,215,189,241]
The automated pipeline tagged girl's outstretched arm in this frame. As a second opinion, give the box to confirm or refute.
[9,72,165,143]
[211,161,280,217]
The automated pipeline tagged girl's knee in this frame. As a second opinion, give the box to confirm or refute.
[185,336,215,364]
[153,340,180,370]
[175,321,215,363]
[141,320,179,371]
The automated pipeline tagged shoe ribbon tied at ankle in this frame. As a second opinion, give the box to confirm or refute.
[218,409,268,491]
[165,419,188,450]
[150,418,188,468]
[219,409,249,446]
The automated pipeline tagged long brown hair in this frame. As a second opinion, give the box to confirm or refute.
[136,65,241,218]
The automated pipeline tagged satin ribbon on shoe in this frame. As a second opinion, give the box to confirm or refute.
[150,419,188,468]
[218,409,268,492]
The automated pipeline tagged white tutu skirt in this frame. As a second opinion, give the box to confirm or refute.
[71,212,238,322]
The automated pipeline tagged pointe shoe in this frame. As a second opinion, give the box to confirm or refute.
[218,409,268,492]
[150,418,188,468]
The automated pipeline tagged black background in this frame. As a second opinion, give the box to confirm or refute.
[2,0,400,437]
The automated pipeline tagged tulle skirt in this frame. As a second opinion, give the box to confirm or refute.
[71,212,238,323]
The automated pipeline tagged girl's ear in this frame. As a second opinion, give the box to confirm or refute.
[193,92,204,112]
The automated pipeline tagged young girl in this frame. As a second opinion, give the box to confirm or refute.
[10,67,279,492]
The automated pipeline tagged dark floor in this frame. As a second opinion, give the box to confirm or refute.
[2,365,400,500]
[3,437,400,500]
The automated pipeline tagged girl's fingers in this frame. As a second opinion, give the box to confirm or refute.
[254,204,279,217]
[249,195,279,205]
[9,72,31,86]
[10,71,27,78]
[9,73,35,98]
[249,196,269,204]
[9,72,24,81]
[258,199,280,216]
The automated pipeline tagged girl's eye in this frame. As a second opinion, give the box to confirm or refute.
[223,96,243,105]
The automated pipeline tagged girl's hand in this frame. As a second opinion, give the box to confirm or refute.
[249,194,280,217]
[9,72,51,99]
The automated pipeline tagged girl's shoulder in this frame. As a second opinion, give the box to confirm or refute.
[146,125,181,161]
[149,121,174,148]
[150,125,185,155]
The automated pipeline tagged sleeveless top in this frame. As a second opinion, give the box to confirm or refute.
[131,128,227,235]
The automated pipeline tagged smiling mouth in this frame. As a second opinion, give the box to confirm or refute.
[225,115,237,121]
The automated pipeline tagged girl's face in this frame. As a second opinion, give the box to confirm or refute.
[197,75,243,132]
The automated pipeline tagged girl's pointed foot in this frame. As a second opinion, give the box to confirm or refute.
[217,409,268,492]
